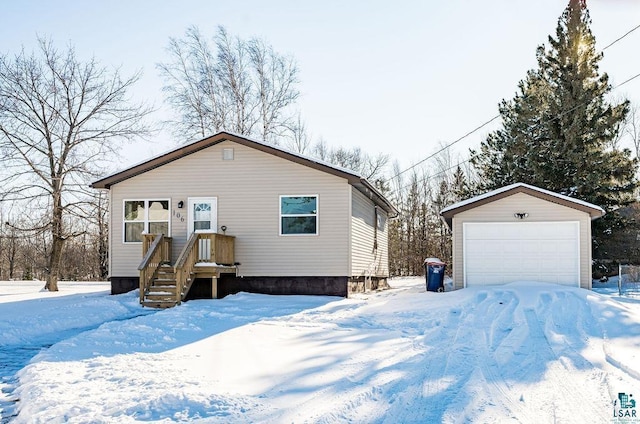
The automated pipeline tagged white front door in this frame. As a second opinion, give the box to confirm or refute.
[187,197,218,235]
[188,197,218,261]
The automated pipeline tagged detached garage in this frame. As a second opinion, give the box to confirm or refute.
[440,183,605,290]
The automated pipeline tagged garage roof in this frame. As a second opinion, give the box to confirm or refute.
[440,183,605,228]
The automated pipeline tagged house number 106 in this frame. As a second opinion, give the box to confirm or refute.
[173,210,185,222]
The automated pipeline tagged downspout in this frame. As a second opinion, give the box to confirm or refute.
[373,206,379,253]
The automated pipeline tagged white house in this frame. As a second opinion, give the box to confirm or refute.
[92,131,397,306]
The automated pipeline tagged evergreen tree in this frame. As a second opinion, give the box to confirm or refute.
[470,0,637,256]
[451,165,471,202]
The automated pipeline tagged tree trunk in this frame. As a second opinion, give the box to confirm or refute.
[8,236,17,280]
[98,235,108,280]
[45,198,64,292]
[45,235,64,291]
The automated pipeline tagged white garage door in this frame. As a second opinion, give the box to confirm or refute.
[463,222,580,287]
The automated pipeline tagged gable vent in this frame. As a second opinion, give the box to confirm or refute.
[222,148,234,160]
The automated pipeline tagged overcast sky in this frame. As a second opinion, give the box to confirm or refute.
[3,0,640,174]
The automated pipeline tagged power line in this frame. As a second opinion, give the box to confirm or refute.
[388,114,499,181]
[602,23,640,51]
[616,71,640,88]
[386,22,640,185]
[394,70,640,193]
[394,156,475,194]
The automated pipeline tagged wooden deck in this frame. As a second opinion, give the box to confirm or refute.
[138,233,237,308]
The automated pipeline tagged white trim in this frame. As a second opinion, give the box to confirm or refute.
[347,187,353,276]
[122,198,171,244]
[187,197,218,235]
[279,194,319,236]
[108,190,112,278]
[441,183,604,216]
[462,221,581,288]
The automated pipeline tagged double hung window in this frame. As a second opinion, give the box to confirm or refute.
[280,195,318,235]
[123,200,170,242]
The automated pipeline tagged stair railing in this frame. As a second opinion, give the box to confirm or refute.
[174,232,200,304]
[138,234,166,304]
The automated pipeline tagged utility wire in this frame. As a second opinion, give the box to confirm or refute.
[386,22,640,184]
[394,70,640,193]
[389,114,500,181]
[616,71,640,88]
[601,24,640,51]
[394,156,475,194]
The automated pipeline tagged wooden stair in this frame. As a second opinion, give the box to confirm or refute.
[141,265,190,308]
[139,233,236,308]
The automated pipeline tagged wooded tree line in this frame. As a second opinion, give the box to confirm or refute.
[0,0,637,286]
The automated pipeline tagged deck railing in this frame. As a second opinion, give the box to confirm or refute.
[138,234,172,303]
[140,232,236,304]
[197,233,235,265]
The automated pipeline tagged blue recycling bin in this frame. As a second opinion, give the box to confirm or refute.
[425,259,446,292]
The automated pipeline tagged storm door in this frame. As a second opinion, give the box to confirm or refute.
[187,197,218,261]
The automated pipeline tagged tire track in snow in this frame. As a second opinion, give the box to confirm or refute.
[585,293,640,383]
[441,290,539,423]
[258,286,623,423]
[518,292,610,423]
[268,291,478,423]
[381,290,538,423]
[577,291,640,411]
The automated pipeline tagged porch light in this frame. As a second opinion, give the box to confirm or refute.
[514,212,529,220]
[177,201,184,209]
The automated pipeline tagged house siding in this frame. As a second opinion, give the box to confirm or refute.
[350,187,390,278]
[451,192,593,290]
[110,140,351,278]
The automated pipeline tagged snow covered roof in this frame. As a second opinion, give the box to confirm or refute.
[440,182,605,228]
[91,131,398,216]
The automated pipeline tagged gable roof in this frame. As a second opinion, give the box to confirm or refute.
[91,131,398,216]
[440,182,605,228]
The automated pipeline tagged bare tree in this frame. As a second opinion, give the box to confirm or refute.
[158,25,300,144]
[3,223,20,280]
[215,27,254,136]
[309,141,390,182]
[91,190,109,279]
[624,102,640,159]
[283,113,311,154]
[2,213,46,280]
[0,212,22,280]
[0,38,150,291]
[158,27,225,139]
[247,37,300,142]
[312,137,330,161]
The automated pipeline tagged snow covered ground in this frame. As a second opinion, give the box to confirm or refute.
[1,278,640,423]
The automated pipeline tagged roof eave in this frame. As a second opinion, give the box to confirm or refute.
[90,131,398,216]
[91,131,361,189]
[352,178,399,217]
[439,184,605,228]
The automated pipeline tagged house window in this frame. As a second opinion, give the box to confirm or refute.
[123,199,170,243]
[280,195,318,235]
